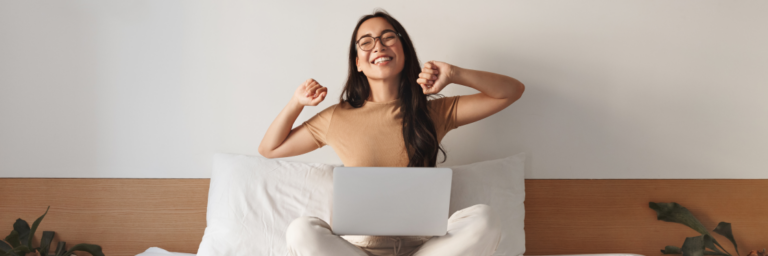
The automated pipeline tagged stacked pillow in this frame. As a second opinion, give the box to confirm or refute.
[196,152,526,256]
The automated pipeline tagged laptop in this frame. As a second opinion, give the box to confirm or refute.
[331,167,452,236]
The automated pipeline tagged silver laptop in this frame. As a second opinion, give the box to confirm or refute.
[331,167,452,236]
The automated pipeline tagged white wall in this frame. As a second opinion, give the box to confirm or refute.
[1,0,766,178]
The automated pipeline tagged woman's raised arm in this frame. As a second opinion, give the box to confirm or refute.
[417,61,525,127]
[258,79,327,158]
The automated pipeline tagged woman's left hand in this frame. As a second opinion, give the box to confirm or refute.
[417,60,455,95]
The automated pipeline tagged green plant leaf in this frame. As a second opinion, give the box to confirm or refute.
[703,234,730,256]
[1,241,20,256]
[713,222,739,256]
[649,202,710,235]
[54,241,66,256]
[10,245,30,254]
[38,231,55,256]
[27,206,49,249]
[63,243,104,256]
[682,235,706,256]
[12,219,30,248]
[0,240,11,254]
[4,231,20,248]
[663,245,682,254]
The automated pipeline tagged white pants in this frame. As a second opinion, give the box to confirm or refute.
[286,204,501,256]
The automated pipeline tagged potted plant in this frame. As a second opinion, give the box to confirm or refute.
[0,206,103,256]
[650,202,765,256]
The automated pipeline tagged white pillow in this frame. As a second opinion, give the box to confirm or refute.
[196,152,526,256]
[446,153,526,256]
[196,153,335,256]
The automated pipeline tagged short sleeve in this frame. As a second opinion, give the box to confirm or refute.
[428,96,460,141]
[302,104,337,147]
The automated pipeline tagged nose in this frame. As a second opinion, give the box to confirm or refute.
[372,38,386,53]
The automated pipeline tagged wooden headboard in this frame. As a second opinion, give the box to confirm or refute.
[1,179,766,256]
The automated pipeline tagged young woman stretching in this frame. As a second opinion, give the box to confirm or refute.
[258,10,525,256]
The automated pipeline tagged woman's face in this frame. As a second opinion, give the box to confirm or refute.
[355,17,406,81]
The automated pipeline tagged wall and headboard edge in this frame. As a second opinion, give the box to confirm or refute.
[2,1,767,180]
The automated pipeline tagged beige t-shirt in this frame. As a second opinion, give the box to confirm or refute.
[303,96,460,167]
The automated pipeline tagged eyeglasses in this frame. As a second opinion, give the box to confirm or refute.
[356,31,401,52]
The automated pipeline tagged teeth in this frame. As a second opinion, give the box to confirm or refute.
[374,57,391,64]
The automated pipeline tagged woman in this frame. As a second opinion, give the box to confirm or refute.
[258,10,524,256]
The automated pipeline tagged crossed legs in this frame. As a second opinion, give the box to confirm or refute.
[286,204,501,256]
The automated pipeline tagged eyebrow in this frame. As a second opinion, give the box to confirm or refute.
[358,29,397,40]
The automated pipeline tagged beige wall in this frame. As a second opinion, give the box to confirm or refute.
[1,0,766,178]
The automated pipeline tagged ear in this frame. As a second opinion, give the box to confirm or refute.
[355,56,361,72]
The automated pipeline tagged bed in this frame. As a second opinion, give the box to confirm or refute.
[1,153,767,256]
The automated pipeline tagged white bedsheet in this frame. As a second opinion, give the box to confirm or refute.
[136,248,644,256]
[135,247,196,256]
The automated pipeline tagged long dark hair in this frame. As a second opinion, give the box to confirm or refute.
[340,10,446,167]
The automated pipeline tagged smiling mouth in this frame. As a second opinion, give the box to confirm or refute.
[372,56,392,65]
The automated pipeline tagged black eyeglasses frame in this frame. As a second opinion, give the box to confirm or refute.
[356,30,402,52]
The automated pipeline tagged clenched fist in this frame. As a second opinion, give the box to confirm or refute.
[417,60,455,95]
[294,78,327,106]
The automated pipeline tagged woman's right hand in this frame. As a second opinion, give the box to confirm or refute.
[260,79,327,159]
[294,78,327,106]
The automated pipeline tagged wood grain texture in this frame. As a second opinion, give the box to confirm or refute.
[524,180,768,256]
[2,179,766,256]
[0,179,209,256]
